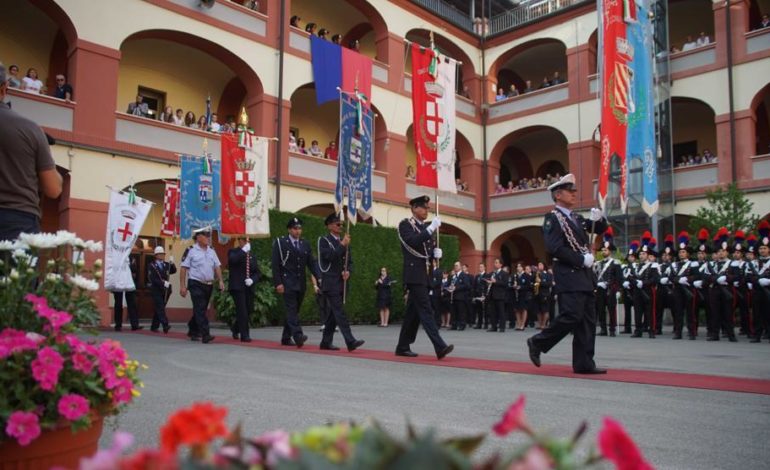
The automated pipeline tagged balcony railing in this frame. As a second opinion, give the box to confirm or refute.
[490,188,552,214]
[406,182,475,211]
[7,90,74,132]
[168,0,267,37]
[287,151,387,193]
[487,83,568,119]
[746,27,770,54]
[752,154,770,180]
[669,44,716,74]
[409,0,473,32]
[673,163,717,191]
[488,0,589,36]
[115,113,221,159]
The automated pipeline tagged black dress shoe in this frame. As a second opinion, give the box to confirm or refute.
[150,328,159,333]
[131,326,144,331]
[648,332,655,339]
[280,340,296,346]
[486,328,498,332]
[232,332,239,340]
[163,325,171,334]
[240,338,252,343]
[190,336,201,342]
[728,336,738,342]
[598,330,608,336]
[631,332,642,338]
[458,326,466,331]
[114,326,122,332]
[202,335,215,344]
[320,344,340,351]
[688,335,696,340]
[707,336,719,341]
[673,333,682,340]
[450,326,458,330]
[395,350,418,357]
[526,338,541,367]
[574,368,607,374]
[609,330,616,337]
[750,337,761,343]
[295,335,308,348]
[473,325,482,329]
[347,339,365,352]
[436,344,454,359]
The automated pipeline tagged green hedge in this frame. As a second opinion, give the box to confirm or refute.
[213,209,459,327]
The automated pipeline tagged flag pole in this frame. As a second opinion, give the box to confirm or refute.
[343,214,350,304]
[435,189,440,248]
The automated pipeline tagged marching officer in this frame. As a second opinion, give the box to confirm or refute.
[271,217,321,348]
[620,241,640,334]
[228,237,261,343]
[534,262,552,329]
[750,221,770,342]
[632,233,660,338]
[148,245,176,334]
[395,195,454,359]
[692,229,712,337]
[595,228,621,336]
[669,232,698,340]
[706,228,739,342]
[526,174,608,374]
[656,235,676,336]
[317,213,365,352]
[732,231,752,337]
[449,261,471,330]
[472,263,490,329]
[487,258,509,332]
[179,227,225,344]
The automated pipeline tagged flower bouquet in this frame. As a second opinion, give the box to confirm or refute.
[0,232,143,463]
[84,395,654,469]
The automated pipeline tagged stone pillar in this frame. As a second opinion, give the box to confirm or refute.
[567,140,601,208]
[566,46,582,101]
[379,33,405,92]
[68,40,121,140]
[383,132,407,203]
[715,110,756,183]
[246,94,280,177]
[264,0,286,48]
[713,0,750,65]
[460,158,484,212]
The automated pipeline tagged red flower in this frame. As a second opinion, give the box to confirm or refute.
[120,449,178,470]
[160,402,229,453]
[597,417,654,470]
[492,395,530,436]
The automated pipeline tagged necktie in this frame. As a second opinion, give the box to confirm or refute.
[293,240,299,250]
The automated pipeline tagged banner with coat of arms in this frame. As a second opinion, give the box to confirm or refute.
[160,180,179,237]
[220,132,270,236]
[104,189,152,292]
[179,155,221,239]
[335,91,373,223]
[410,43,457,194]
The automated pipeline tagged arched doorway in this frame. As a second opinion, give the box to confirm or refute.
[671,97,716,165]
[752,82,770,156]
[488,38,567,100]
[490,126,569,191]
[491,226,545,268]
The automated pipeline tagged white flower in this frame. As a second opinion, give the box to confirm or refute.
[9,269,19,280]
[69,274,100,291]
[47,259,56,268]
[12,249,30,261]
[0,277,8,285]
[0,240,15,251]
[76,259,85,268]
[46,273,62,282]
[55,230,78,245]
[84,240,103,253]
[19,232,61,249]
[93,259,103,268]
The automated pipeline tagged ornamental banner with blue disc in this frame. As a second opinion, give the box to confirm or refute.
[179,155,221,239]
[335,91,373,224]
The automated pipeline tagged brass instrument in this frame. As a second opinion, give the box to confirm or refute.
[485,271,495,299]
[534,271,541,296]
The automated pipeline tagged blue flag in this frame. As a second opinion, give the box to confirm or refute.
[311,35,342,105]
[335,93,373,223]
[179,155,221,239]
[625,0,658,216]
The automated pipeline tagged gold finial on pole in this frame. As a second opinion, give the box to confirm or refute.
[239,106,249,128]
[429,30,435,49]
[202,137,209,154]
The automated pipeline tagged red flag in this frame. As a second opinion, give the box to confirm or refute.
[221,134,247,234]
[411,44,438,189]
[599,0,630,210]
[160,181,179,237]
[341,48,372,105]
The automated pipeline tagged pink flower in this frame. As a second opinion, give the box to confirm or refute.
[58,393,90,421]
[0,328,41,358]
[597,417,654,470]
[97,340,127,366]
[79,431,135,470]
[72,352,95,374]
[25,294,72,334]
[493,395,530,436]
[31,346,64,391]
[99,358,119,389]
[251,430,295,466]
[509,446,553,470]
[5,411,41,446]
[111,378,134,405]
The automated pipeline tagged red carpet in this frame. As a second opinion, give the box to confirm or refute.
[130,330,770,396]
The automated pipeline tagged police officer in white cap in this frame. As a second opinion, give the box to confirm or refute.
[526,174,608,374]
[148,245,176,333]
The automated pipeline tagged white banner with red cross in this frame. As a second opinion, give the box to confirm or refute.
[220,133,270,236]
[104,189,152,292]
[160,180,179,237]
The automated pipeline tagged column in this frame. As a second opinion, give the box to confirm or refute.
[715,111,756,184]
[383,132,407,203]
[379,33,405,92]
[567,140,600,208]
[460,158,483,212]
[68,40,121,140]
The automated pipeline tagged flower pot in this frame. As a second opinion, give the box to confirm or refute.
[0,416,104,470]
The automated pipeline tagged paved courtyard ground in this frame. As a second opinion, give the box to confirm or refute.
[100,324,770,469]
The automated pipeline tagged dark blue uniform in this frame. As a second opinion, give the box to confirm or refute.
[317,233,361,349]
[228,247,261,341]
[449,271,471,330]
[271,235,321,345]
[488,268,509,332]
[594,258,621,335]
[529,208,607,373]
[472,271,491,328]
[148,258,176,332]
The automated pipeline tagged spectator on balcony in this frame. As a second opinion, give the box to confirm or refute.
[183,111,196,128]
[331,34,342,45]
[506,181,515,192]
[760,14,770,30]
[682,35,698,51]
[305,22,317,35]
[159,106,174,124]
[494,183,505,194]
[290,15,301,28]
[209,113,221,133]
[551,72,565,85]
[348,39,360,52]
[51,74,73,102]
[670,45,681,54]
[455,178,463,191]
[318,28,330,40]
[523,80,534,94]
[21,68,44,94]
[128,95,150,118]
[696,32,710,47]
[324,141,338,160]
[309,140,323,157]
[538,76,552,89]
[296,137,308,154]
[405,165,415,180]
[507,84,519,98]
[495,87,507,102]
[460,85,471,99]
[6,65,21,88]
[173,108,184,126]
[703,149,715,162]
[192,115,208,130]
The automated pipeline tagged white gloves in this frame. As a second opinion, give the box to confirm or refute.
[693,280,703,289]
[623,281,630,289]
[660,277,670,285]
[242,242,251,253]
[168,255,175,263]
[717,275,727,286]
[433,247,443,259]
[678,277,690,286]
[636,280,643,289]
[759,278,770,287]
[582,254,594,268]
[428,217,442,234]
[245,278,254,287]
[747,283,753,290]
[733,281,740,288]
[597,281,607,289]
[589,208,603,222]
[163,281,170,288]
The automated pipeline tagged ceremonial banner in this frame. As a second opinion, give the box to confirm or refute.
[179,155,221,239]
[341,47,372,105]
[410,43,457,193]
[160,180,179,237]
[335,92,373,223]
[310,36,372,106]
[104,189,151,292]
[599,0,631,211]
[221,133,270,236]
[626,0,658,216]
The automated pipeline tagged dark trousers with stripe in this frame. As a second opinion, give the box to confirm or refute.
[596,287,617,331]
[708,285,735,339]
[397,285,448,354]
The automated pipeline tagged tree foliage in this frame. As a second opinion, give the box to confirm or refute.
[688,183,760,235]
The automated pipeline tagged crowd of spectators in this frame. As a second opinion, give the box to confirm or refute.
[290,15,360,50]
[495,72,565,102]
[4,64,74,102]
[288,130,339,161]
[228,0,259,11]
[494,173,562,194]
[126,94,242,134]
[676,149,717,167]
[670,32,711,53]
[758,14,770,30]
